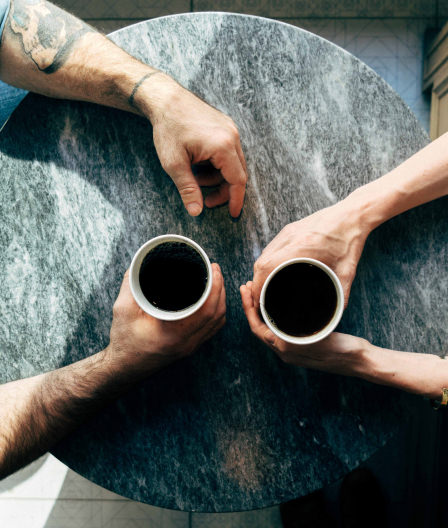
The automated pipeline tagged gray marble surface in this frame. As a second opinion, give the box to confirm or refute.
[0,13,447,512]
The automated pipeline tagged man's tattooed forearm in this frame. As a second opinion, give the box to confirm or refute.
[128,71,161,107]
[8,0,94,73]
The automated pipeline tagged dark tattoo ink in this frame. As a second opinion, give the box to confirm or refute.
[128,71,160,107]
[8,0,94,73]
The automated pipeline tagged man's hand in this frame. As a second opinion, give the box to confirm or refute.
[251,202,371,310]
[135,74,247,218]
[0,0,248,219]
[108,263,226,373]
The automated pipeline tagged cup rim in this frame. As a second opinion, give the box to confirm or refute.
[129,234,213,321]
[259,257,344,345]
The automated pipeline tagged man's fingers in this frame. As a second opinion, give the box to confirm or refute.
[194,263,223,324]
[235,136,248,175]
[228,179,246,218]
[203,313,226,342]
[196,172,224,187]
[210,148,247,218]
[205,182,230,208]
[164,158,204,216]
[113,269,140,317]
[193,163,224,187]
[216,272,226,318]
[196,266,226,342]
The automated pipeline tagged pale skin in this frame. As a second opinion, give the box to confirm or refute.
[0,0,247,217]
[243,132,448,399]
[0,0,238,479]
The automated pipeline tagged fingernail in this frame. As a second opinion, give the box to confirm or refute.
[187,203,202,216]
[230,210,243,222]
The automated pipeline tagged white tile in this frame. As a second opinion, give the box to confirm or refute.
[102,500,188,527]
[56,0,190,19]
[0,454,68,500]
[192,506,282,527]
[0,499,58,528]
[193,0,436,18]
[0,454,132,501]
[0,498,188,528]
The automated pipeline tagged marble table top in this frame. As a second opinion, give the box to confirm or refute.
[1,13,447,512]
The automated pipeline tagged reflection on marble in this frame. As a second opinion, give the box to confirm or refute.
[0,13,446,512]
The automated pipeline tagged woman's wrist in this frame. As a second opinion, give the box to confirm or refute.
[357,343,447,398]
[339,180,396,236]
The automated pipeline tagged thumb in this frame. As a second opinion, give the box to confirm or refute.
[165,158,203,216]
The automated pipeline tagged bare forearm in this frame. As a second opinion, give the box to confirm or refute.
[0,347,151,479]
[0,0,174,118]
[342,133,448,234]
[353,342,447,399]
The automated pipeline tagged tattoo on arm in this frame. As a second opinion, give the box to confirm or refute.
[7,0,94,74]
[128,71,160,107]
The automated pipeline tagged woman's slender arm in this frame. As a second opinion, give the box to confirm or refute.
[251,132,448,306]
[241,282,447,400]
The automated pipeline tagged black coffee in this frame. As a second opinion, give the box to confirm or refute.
[139,242,208,311]
[264,263,337,337]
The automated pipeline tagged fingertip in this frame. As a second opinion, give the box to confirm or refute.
[186,202,203,216]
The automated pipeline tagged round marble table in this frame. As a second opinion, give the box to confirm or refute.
[0,13,447,512]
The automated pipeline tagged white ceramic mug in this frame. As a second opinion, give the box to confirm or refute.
[129,234,213,321]
[259,257,344,345]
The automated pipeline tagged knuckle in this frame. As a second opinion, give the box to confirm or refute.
[282,223,295,237]
[218,132,235,150]
[112,300,125,317]
[228,123,240,139]
[254,258,266,275]
[162,158,184,175]
[178,184,199,197]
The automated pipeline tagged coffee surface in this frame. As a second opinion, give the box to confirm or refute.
[139,242,208,311]
[264,263,337,337]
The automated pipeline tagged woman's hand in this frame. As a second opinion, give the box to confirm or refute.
[251,201,371,309]
[240,281,367,376]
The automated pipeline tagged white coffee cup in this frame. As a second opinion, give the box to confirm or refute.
[129,234,213,321]
[259,257,344,345]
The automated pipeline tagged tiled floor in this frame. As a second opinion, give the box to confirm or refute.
[0,5,434,528]
[0,455,282,527]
